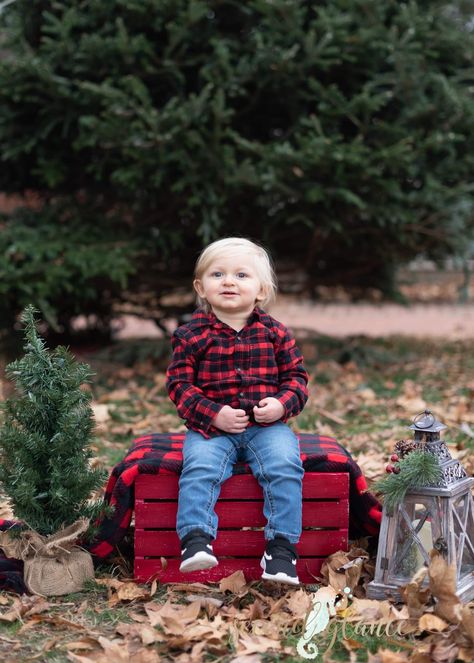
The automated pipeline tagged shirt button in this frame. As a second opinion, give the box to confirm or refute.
[236,367,241,372]
[239,392,244,397]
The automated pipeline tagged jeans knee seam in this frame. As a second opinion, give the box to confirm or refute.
[204,446,236,527]
[246,441,276,527]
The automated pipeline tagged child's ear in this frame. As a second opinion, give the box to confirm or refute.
[255,285,266,302]
[193,279,205,298]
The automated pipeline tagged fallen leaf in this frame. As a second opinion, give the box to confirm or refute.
[400,578,431,618]
[91,403,111,424]
[65,638,102,652]
[285,589,312,619]
[236,631,281,655]
[428,551,463,623]
[114,583,150,604]
[98,636,130,662]
[219,570,247,594]
[428,640,459,663]
[418,613,449,632]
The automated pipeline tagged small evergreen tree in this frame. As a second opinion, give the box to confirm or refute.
[0,306,105,536]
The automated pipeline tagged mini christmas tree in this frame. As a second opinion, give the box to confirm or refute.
[0,305,105,537]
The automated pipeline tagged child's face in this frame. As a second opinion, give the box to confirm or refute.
[194,252,265,318]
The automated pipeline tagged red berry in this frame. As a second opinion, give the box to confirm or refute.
[386,464,394,473]
[393,466,401,474]
[391,454,399,462]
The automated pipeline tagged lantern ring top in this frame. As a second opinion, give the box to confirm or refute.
[413,410,435,429]
[409,409,447,433]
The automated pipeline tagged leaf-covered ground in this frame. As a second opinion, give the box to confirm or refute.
[0,331,473,662]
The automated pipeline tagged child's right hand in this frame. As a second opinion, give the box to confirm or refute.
[213,405,249,433]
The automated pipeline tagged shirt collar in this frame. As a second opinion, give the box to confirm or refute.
[191,306,269,330]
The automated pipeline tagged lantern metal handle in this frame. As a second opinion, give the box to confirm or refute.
[413,410,435,429]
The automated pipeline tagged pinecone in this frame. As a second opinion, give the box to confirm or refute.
[394,439,418,459]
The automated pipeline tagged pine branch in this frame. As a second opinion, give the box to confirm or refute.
[373,450,443,514]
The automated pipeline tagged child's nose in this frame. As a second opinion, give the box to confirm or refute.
[222,273,235,284]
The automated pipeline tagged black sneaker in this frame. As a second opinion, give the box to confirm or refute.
[179,529,218,572]
[260,536,300,585]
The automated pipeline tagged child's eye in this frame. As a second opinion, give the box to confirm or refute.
[211,271,223,278]
[237,272,247,278]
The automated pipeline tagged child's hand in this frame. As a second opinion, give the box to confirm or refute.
[253,397,285,424]
[213,405,249,433]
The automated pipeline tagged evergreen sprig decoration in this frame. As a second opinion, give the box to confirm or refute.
[373,450,442,514]
[0,305,106,537]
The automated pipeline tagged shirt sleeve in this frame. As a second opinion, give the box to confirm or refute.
[166,332,223,434]
[273,327,309,419]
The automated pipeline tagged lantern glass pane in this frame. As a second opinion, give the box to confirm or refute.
[452,495,474,581]
[390,500,439,581]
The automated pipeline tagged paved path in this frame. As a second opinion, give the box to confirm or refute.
[269,299,474,340]
[113,299,474,340]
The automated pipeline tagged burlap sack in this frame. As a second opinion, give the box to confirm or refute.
[0,518,94,596]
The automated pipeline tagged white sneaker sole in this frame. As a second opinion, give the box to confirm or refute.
[179,551,218,573]
[260,570,300,586]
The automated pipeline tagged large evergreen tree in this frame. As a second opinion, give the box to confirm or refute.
[0,1,473,332]
[0,306,105,535]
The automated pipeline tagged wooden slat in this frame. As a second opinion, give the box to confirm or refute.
[135,472,349,500]
[135,499,349,529]
[135,528,348,557]
[134,557,325,584]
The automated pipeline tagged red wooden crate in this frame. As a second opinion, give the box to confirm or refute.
[134,472,349,584]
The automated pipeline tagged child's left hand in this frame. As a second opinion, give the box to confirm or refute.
[253,397,285,424]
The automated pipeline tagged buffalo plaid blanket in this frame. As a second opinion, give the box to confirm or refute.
[88,432,382,558]
[0,432,382,593]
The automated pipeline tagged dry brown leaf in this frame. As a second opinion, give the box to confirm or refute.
[428,551,463,623]
[321,547,368,594]
[379,650,411,662]
[284,589,312,619]
[409,653,432,663]
[160,615,187,636]
[144,598,202,629]
[0,595,50,623]
[461,605,474,643]
[400,579,431,618]
[150,579,158,597]
[99,388,131,402]
[346,598,393,623]
[91,403,111,424]
[65,638,102,652]
[67,654,100,663]
[236,631,281,655]
[418,613,449,632]
[357,387,377,403]
[428,640,459,663]
[184,593,223,608]
[114,583,150,604]
[129,649,161,663]
[219,570,247,594]
[165,582,211,593]
[98,636,130,662]
[116,622,164,645]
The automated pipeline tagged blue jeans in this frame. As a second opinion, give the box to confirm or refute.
[177,422,303,544]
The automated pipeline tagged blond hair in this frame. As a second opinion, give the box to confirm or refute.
[194,237,277,311]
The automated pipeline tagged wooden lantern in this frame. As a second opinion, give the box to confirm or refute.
[368,410,474,602]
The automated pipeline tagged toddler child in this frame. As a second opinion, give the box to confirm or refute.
[166,237,308,584]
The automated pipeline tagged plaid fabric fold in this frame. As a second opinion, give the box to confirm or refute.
[0,520,26,594]
[88,433,382,559]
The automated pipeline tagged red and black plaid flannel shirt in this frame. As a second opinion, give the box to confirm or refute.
[166,307,309,437]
